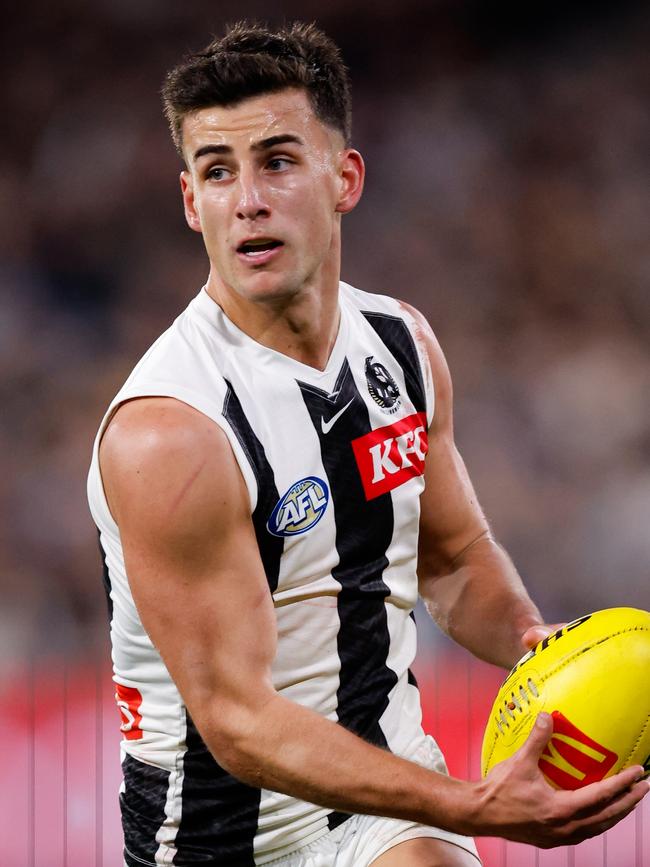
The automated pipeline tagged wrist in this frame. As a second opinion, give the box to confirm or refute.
[420,776,490,838]
[459,777,494,838]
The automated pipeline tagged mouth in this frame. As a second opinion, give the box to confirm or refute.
[236,238,284,259]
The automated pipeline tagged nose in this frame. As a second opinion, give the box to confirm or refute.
[235,168,270,221]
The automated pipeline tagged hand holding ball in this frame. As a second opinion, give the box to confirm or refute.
[482,607,650,789]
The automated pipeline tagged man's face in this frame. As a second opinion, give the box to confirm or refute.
[180,88,363,305]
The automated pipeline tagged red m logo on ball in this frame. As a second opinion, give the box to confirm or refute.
[539,711,618,789]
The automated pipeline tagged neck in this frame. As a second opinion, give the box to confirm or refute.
[205,262,342,372]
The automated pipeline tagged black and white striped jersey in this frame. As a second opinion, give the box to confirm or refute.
[87,282,436,866]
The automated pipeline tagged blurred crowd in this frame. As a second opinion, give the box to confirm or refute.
[1,0,649,663]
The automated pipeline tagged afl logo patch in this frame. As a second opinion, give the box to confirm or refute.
[267,477,330,537]
[365,356,401,414]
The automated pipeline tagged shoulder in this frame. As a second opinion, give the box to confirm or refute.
[340,280,405,317]
[100,397,245,532]
[342,282,442,364]
[341,283,453,418]
[341,281,446,365]
[101,396,226,466]
[397,302,449,374]
[397,301,453,427]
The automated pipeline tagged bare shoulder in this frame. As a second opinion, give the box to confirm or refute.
[100,396,246,535]
[101,396,225,465]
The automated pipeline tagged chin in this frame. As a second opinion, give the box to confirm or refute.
[237,271,305,304]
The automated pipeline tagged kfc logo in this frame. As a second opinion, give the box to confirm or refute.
[351,412,428,500]
[539,711,617,790]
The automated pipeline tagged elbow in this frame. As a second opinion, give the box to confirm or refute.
[420,570,467,634]
[192,695,274,786]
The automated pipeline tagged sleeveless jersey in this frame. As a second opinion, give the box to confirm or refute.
[87,282,435,866]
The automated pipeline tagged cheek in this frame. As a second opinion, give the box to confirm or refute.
[196,197,232,244]
[273,168,338,213]
[284,181,337,241]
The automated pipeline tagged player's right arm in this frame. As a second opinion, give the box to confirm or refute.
[99,396,649,849]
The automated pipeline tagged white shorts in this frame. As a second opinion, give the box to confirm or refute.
[263,736,481,867]
[262,812,481,866]
[122,736,481,867]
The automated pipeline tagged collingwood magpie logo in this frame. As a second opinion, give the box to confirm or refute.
[365,356,401,414]
[267,477,330,537]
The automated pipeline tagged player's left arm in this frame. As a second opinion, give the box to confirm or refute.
[402,301,558,669]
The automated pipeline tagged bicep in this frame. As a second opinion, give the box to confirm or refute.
[417,430,489,581]
[100,398,277,732]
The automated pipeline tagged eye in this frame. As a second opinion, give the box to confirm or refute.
[267,157,292,172]
[206,165,231,181]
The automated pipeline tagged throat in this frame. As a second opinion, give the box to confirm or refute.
[278,326,341,371]
[206,273,342,370]
[257,304,342,371]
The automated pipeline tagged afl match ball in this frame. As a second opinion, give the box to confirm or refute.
[481,607,650,789]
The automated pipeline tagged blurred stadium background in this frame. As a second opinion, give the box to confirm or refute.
[1,0,648,864]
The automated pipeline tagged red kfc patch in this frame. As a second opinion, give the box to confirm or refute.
[351,412,428,500]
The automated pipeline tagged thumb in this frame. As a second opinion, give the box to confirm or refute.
[520,712,554,763]
[521,623,565,650]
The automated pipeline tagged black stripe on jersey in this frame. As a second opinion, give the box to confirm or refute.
[173,711,260,866]
[97,531,113,621]
[361,311,426,413]
[121,754,170,865]
[408,613,418,686]
[298,359,398,748]
[223,379,284,593]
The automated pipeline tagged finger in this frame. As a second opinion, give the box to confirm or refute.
[563,780,649,844]
[561,767,649,821]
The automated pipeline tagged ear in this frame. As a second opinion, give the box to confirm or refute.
[335,149,365,215]
[180,171,202,233]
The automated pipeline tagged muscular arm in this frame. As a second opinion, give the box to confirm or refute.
[99,396,647,847]
[403,302,552,669]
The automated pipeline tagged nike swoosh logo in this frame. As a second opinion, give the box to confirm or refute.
[321,399,354,434]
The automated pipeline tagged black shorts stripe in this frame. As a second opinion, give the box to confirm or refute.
[121,754,170,865]
[327,809,351,831]
[223,380,284,593]
[299,359,398,749]
[173,712,261,866]
[124,848,153,867]
[361,311,427,413]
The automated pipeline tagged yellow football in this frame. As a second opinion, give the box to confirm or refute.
[481,607,650,789]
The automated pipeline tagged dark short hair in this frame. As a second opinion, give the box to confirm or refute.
[162,21,352,157]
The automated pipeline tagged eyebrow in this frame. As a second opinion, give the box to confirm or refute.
[193,134,304,162]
